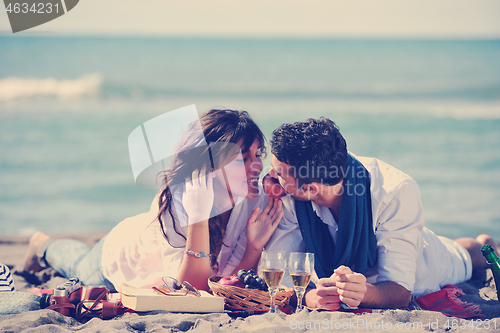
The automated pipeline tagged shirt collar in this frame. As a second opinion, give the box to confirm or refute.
[311,201,338,230]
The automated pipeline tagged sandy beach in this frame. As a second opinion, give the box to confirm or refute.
[1,231,499,332]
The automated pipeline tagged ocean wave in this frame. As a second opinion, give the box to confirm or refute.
[306,99,500,120]
[0,74,102,101]
[99,83,500,101]
[1,79,499,120]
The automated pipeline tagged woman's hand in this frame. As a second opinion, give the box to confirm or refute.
[182,166,215,225]
[230,198,284,275]
[178,166,214,291]
[246,198,283,251]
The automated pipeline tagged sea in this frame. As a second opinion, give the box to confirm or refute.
[0,37,499,241]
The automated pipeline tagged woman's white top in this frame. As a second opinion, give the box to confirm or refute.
[265,154,472,296]
[101,189,267,290]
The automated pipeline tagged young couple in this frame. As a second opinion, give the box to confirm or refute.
[24,108,497,309]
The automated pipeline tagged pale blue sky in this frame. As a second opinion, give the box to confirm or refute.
[1,0,500,38]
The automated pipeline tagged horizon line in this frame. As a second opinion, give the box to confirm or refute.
[1,32,500,41]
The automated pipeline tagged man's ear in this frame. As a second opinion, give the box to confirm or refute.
[302,183,320,196]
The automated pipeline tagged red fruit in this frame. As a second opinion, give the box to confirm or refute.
[218,276,245,288]
[262,174,286,199]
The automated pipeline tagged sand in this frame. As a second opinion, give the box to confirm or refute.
[1,231,499,332]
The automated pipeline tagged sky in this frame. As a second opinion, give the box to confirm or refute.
[1,0,500,38]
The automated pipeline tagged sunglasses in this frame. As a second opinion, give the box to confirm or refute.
[152,277,201,297]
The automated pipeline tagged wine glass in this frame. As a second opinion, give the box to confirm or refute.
[261,250,287,313]
[288,252,314,312]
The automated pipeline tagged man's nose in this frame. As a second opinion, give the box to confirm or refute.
[269,167,277,178]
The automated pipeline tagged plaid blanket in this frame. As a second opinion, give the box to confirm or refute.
[337,285,483,319]
[403,284,483,319]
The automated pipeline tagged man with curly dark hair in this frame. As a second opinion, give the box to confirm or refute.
[265,117,497,309]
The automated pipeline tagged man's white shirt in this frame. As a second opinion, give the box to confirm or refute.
[265,154,472,296]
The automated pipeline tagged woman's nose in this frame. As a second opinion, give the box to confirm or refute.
[250,157,263,174]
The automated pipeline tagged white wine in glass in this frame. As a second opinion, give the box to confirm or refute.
[288,252,314,312]
[263,269,285,289]
[261,250,287,313]
[290,272,312,288]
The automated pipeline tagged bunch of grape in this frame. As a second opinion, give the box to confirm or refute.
[237,269,268,291]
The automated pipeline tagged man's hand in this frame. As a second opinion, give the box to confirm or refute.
[304,265,367,310]
[303,277,341,310]
[332,265,367,308]
[304,265,411,310]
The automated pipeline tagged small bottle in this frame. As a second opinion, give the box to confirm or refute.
[481,244,500,303]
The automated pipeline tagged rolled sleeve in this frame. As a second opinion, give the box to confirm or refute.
[374,179,424,292]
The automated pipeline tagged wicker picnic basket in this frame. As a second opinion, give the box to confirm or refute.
[208,276,294,312]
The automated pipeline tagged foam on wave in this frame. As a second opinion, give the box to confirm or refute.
[0,74,102,101]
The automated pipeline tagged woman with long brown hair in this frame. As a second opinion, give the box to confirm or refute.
[23,108,283,292]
